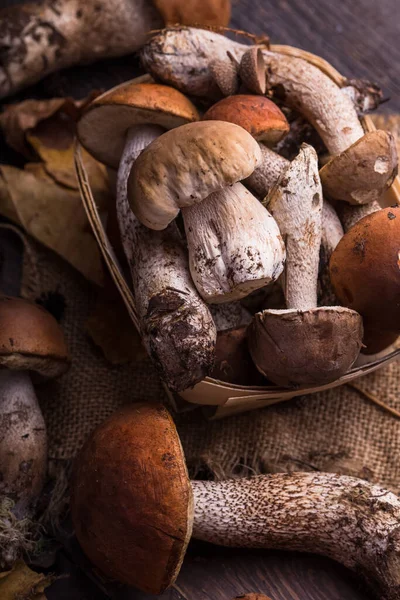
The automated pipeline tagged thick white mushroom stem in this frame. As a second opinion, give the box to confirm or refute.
[0,0,161,99]
[183,183,285,303]
[117,127,216,391]
[0,370,47,567]
[265,144,323,311]
[141,27,364,155]
[191,472,400,600]
[245,144,289,199]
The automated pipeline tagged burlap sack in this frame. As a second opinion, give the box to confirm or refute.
[9,219,400,510]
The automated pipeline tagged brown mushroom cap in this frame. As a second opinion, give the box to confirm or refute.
[0,296,69,378]
[212,325,265,385]
[319,130,398,205]
[77,81,200,168]
[128,120,262,229]
[330,206,400,332]
[248,307,363,387]
[361,326,398,355]
[71,403,193,595]
[203,95,289,143]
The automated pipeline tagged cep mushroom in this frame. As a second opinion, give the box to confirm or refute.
[77,82,217,391]
[128,121,286,303]
[0,0,230,99]
[0,296,69,567]
[72,403,400,600]
[330,206,400,336]
[141,27,398,204]
[249,145,363,387]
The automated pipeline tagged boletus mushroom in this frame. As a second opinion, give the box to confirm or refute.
[71,403,400,600]
[249,145,363,387]
[0,0,230,99]
[141,27,397,205]
[330,206,400,335]
[77,82,217,391]
[128,121,285,303]
[0,296,69,567]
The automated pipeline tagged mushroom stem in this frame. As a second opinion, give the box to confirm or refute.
[0,370,47,567]
[0,0,162,99]
[191,473,400,600]
[245,144,289,199]
[182,183,285,303]
[116,126,216,391]
[337,200,381,232]
[265,144,322,311]
[141,27,364,155]
[318,200,344,306]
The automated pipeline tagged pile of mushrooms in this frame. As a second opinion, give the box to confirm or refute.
[77,26,399,390]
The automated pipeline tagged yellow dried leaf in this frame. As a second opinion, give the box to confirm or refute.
[0,560,56,600]
[0,164,103,286]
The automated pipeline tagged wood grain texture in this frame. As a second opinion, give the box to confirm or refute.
[0,1,396,599]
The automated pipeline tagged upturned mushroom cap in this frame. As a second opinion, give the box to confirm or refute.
[203,95,289,144]
[71,403,193,594]
[330,206,400,332]
[77,81,199,168]
[0,296,70,378]
[128,120,262,229]
[320,130,398,205]
[248,307,363,387]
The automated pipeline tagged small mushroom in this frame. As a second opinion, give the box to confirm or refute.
[71,403,400,600]
[0,296,69,567]
[0,0,230,99]
[330,206,400,334]
[210,53,240,97]
[249,145,363,387]
[128,121,285,303]
[239,47,267,95]
[78,82,217,391]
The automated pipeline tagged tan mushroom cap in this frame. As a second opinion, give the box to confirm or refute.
[203,95,289,143]
[319,130,398,204]
[0,296,69,378]
[128,120,262,229]
[77,81,200,168]
[71,403,193,595]
[330,206,400,331]
[248,307,363,387]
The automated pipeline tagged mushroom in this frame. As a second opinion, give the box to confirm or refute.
[0,296,69,567]
[330,206,400,335]
[248,145,363,387]
[318,200,344,306]
[239,47,267,95]
[0,0,230,99]
[212,325,265,385]
[71,402,400,600]
[210,302,252,332]
[336,199,381,232]
[128,121,286,303]
[77,82,217,391]
[141,27,397,204]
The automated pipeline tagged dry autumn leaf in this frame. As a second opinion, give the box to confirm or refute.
[0,560,56,600]
[0,95,109,285]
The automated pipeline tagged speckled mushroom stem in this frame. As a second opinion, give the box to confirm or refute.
[265,144,323,311]
[0,0,161,99]
[141,27,364,155]
[191,473,400,600]
[318,200,344,306]
[245,144,289,199]
[337,200,381,232]
[0,370,46,568]
[182,183,285,303]
[116,127,216,391]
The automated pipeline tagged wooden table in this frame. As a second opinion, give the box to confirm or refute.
[1,0,398,598]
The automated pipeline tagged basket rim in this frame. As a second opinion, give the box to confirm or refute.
[75,41,400,400]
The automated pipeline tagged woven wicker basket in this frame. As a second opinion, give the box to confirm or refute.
[75,44,400,419]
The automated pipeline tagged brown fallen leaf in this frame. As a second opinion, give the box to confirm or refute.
[0,164,103,285]
[0,560,56,600]
[86,273,146,364]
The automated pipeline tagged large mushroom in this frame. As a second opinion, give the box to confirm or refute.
[141,27,397,206]
[0,296,69,567]
[248,145,363,387]
[71,403,400,600]
[0,0,230,99]
[77,81,217,391]
[330,206,400,336]
[128,120,286,303]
